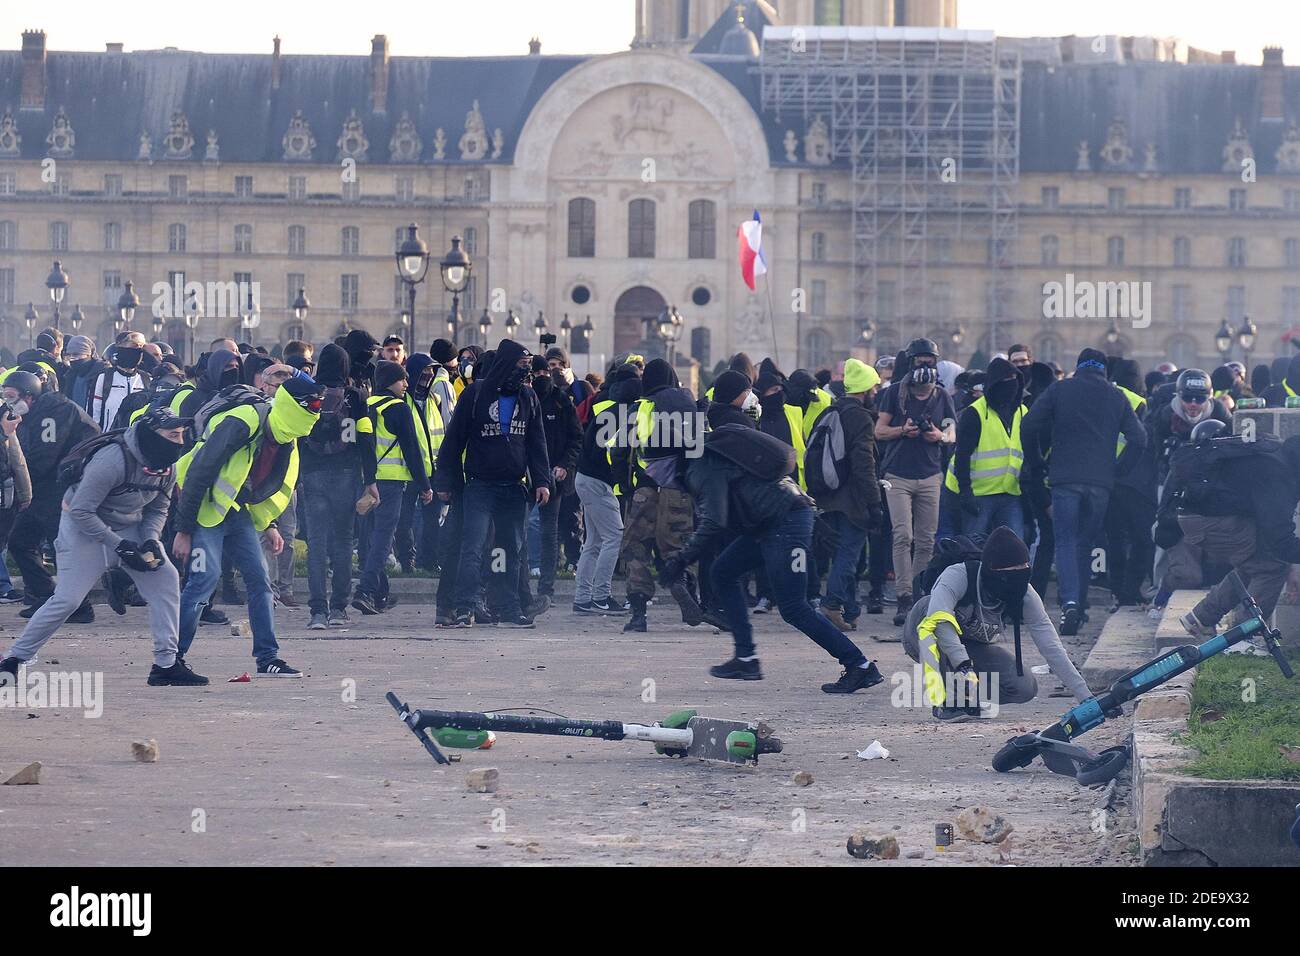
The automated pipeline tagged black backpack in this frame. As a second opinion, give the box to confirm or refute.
[302,386,351,456]
[192,384,268,439]
[1167,433,1283,517]
[805,406,848,497]
[56,429,166,496]
[704,424,797,481]
[914,533,986,604]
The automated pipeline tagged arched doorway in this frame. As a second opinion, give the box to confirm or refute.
[614,286,666,355]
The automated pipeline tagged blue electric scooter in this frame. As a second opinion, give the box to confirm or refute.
[993,571,1295,786]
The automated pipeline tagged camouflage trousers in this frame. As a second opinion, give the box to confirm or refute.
[619,485,694,599]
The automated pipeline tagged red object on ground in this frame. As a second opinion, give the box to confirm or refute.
[228,672,252,683]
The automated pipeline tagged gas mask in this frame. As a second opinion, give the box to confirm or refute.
[461,363,474,383]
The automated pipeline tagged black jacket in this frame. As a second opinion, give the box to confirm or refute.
[678,446,813,565]
[372,391,430,493]
[1148,396,1233,485]
[577,377,641,487]
[17,391,100,487]
[707,401,758,431]
[816,394,881,530]
[534,379,582,496]
[177,349,241,419]
[299,343,376,482]
[1021,368,1146,491]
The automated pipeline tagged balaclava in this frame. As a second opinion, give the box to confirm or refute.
[267,377,324,444]
[314,343,351,388]
[406,353,436,400]
[132,408,193,470]
[979,525,1032,675]
[984,358,1023,413]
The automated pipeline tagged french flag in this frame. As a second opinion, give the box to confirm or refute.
[738,210,767,291]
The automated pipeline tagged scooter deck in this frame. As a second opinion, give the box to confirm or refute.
[681,716,782,764]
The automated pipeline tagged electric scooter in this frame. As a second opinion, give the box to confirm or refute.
[992,571,1294,786]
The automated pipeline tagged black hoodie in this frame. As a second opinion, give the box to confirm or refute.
[611,358,698,491]
[953,358,1023,498]
[435,338,551,494]
[176,349,241,419]
[578,371,641,487]
[1260,354,1300,408]
[300,342,375,481]
[344,329,380,399]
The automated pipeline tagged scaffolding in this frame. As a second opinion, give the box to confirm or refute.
[760,26,1021,355]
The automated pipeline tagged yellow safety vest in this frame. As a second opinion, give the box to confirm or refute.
[1115,385,1146,457]
[590,398,624,496]
[370,394,428,483]
[782,404,808,489]
[174,403,300,531]
[404,392,445,477]
[168,382,196,416]
[634,397,656,481]
[945,396,1025,497]
[802,389,833,441]
[1285,379,1297,398]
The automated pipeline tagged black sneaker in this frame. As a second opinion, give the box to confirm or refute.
[866,591,884,615]
[821,661,885,695]
[703,609,731,632]
[256,658,303,678]
[67,604,95,624]
[572,601,594,613]
[148,660,210,686]
[473,604,497,625]
[434,609,455,627]
[0,589,23,604]
[589,598,625,615]
[0,656,19,686]
[709,657,763,681]
[351,593,380,616]
[526,594,551,617]
[200,606,229,626]
[932,704,982,722]
[453,609,474,628]
[377,594,399,612]
[892,594,914,627]
[18,599,45,619]
[670,581,705,626]
[103,572,128,616]
[1060,602,1081,637]
[496,614,535,629]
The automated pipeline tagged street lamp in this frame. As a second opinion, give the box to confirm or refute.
[116,280,139,333]
[70,304,84,332]
[478,308,492,342]
[504,308,520,339]
[950,325,965,348]
[241,288,261,341]
[396,224,431,345]
[656,305,684,364]
[184,290,204,364]
[45,260,69,329]
[1237,315,1257,368]
[860,319,876,345]
[438,234,472,342]
[534,311,548,341]
[24,302,38,347]
[1105,318,1121,348]
[560,313,572,350]
[1214,319,1234,357]
[579,315,593,350]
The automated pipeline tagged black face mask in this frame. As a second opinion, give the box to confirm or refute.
[136,424,189,470]
[500,365,529,396]
[219,366,241,388]
[115,347,144,372]
[987,378,1019,409]
[982,566,1031,608]
[760,391,785,410]
[532,374,553,398]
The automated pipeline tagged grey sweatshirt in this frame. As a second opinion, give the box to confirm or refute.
[63,424,173,549]
[925,563,1092,701]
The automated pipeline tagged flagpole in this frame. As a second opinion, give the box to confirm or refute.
[764,271,781,369]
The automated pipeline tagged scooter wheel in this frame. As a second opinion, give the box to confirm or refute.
[991,735,1040,773]
[1075,746,1131,787]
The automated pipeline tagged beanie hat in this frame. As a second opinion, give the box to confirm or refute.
[544,345,570,367]
[982,525,1030,570]
[641,358,678,394]
[36,331,59,352]
[1211,365,1235,394]
[281,375,325,401]
[843,358,881,395]
[1076,347,1108,371]
[375,360,408,393]
[712,369,751,405]
[429,339,456,365]
[64,335,94,359]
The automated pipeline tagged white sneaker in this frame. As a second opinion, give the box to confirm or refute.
[753,597,771,614]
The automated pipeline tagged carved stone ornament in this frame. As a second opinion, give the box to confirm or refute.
[1142,141,1158,173]
[492,128,505,160]
[205,129,220,162]
[1276,120,1300,174]
[282,110,317,161]
[433,128,447,160]
[459,100,489,161]
[1075,140,1090,172]
[1222,118,1253,174]
[337,109,369,162]
[163,110,194,159]
[138,130,152,161]
[0,108,21,158]
[783,129,798,163]
[804,114,831,166]
[1100,118,1132,169]
[46,107,75,158]
[612,88,674,150]
[389,112,422,163]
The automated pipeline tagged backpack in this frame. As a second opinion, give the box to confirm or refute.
[1167,433,1283,517]
[302,386,351,456]
[704,424,797,481]
[804,406,848,497]
[192,384,268,439]
[56,428,163,496]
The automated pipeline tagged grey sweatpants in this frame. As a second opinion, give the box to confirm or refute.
[5,519,181,667]
[902,595,1039,705]
[575,473,623,604]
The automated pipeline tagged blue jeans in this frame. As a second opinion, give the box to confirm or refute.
[178,508,278,665]
[1051,483,1110,609]
[454,479,528,616]
[357,479,405,599]
[824,512,869,619]
[963,492,1024,541]
[712,506,866,666]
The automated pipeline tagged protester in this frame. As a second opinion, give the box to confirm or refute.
[87,331,150,430]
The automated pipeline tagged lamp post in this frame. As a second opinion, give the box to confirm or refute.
[70,304,84,333]
[241,287,261,343]
[438,234,471,343]
[45,260,69,330]
[24,302,37,347]
[478,308,492,343]
[860,318,876,347]
[116,280,139,334]
[560,313,572,351]
[1237,315,1257,370]
[396,224,431,347]
[578,315,593,353]
[291,287,310,345]
[950,325,965,349]
[534,311,548,346]
[656,304,684,365]
[184,290,204,364]
[1105,318,1121,350]
[504,308,520,340]
[1214,319,1234,358]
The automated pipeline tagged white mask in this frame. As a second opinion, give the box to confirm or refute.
[8,400,29,418]
[742,390,762,420]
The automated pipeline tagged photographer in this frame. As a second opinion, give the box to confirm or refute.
[874,340,956,628]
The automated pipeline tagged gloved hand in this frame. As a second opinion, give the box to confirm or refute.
[960,490,979,518]
[116,539,164,573]
[140,539,167,569]
[659,555,687,588]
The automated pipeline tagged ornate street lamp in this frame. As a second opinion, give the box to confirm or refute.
[578,315,593,349]
[560,313,572,350]
[45,260,69,329]
[1214,319,1234,356]
[184,290,204,364]
[24,302,38,347]
[534,311,548,340]
[656,305,684,364]
[950,325,965,348]
[504,308,520,339]
[1105,318,1121,347]
[116,280,139,333]
[478,308,492,341]
[241,287,261,341]
[860,319,876,345]
[438,234,472,341]
[396,224,431,345]
[70,303,84,333]
[1237,315,1257,368]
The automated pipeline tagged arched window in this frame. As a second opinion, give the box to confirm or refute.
[1173,236,1191,267]
[628,199,656,258]
[568,198,595,258]
[688,199,716,259]
[234,224,253,254]
[1041,234,1059,266]
[811,231,827,261]
[288,225,306,256]
[805,328,831,369]
[341,226,360,257]
[167,223,185,253]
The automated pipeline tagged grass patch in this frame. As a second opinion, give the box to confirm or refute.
[1180,655,1300,781]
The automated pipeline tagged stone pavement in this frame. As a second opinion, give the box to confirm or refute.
[0,588,1136,866]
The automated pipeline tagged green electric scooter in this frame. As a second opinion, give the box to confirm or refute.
[992,571,1294,786]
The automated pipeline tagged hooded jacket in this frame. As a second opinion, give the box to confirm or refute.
[64,355,108,410]
[532,371,583,496]
[299,343,375,481]
[578,372,641,487]
[16,390,100,487]
[1260,354,1300,407]
[816,393,882,530]
[63,421,175,549]
[611,359,697,491]
[434,338,551,494]
[1148,392,1232,484]
[175,349,241,419]
[344,329,380,399]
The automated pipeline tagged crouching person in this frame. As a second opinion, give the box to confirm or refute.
[0,408,206,686]
[902,526,1091,721]
[662,424,884,693]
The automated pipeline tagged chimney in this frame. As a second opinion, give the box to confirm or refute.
[369,34,389,114]
[1222,50,1236,64]
[528,37,541,55]
[271,35,281,90]
[1261,47,1285,123]
[105,42,123,53]
[20,30,47,111]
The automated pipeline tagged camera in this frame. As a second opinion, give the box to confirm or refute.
[539,332,557,347]
[909,415,934,435]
